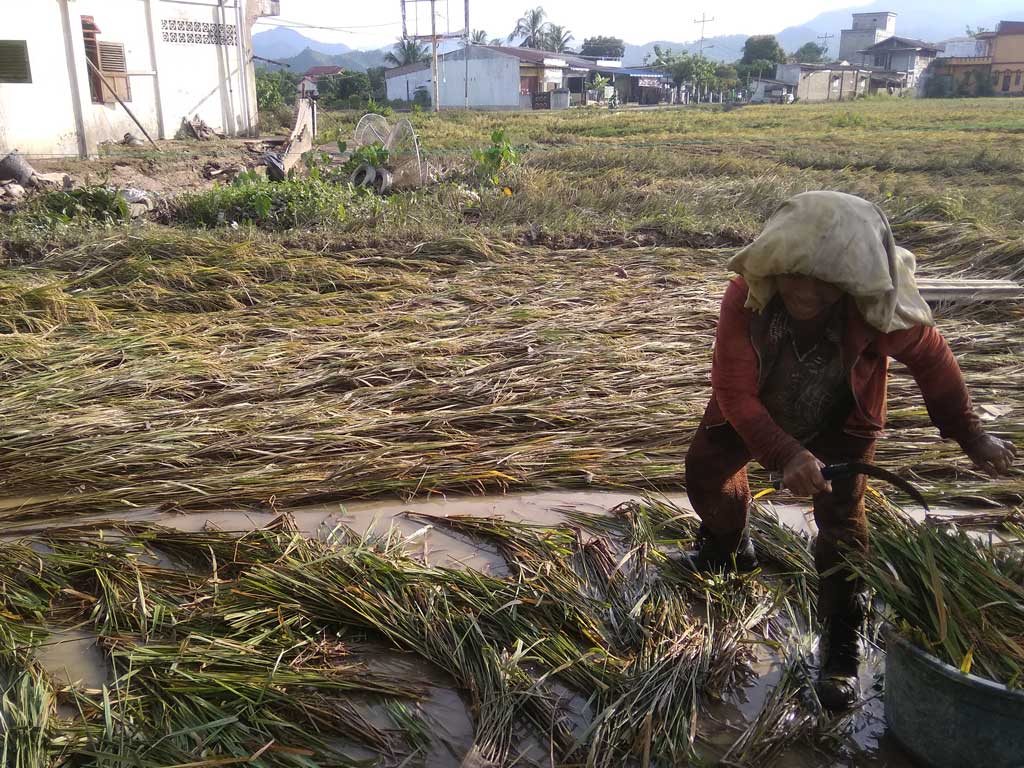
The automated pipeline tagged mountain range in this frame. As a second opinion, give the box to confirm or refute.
[254,1,1023,71]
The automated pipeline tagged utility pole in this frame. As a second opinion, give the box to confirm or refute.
[694,14,714,56]
[693,13,714,104]
[817,32,835,60]
[401,0,467,112]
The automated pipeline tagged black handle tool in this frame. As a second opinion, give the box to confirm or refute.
[771,462,929,512]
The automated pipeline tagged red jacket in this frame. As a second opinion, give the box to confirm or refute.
[707,277,983,471]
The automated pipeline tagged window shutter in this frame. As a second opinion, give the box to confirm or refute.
[0,40,31,84]
[98,42,126,73]
[97,42,131,103]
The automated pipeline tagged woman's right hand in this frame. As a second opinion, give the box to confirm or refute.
[783,449,831,497]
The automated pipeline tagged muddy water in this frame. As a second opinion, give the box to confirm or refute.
[26,489,924,767]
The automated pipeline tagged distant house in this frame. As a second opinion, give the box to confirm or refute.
[927,21,1024,97]
[774,63,903,102]
[859,37,939,88]
[298,76,318,97]
[383,45,669,110]
[0,0,282,158]
[983,21,1024,95]
[937,37,992,59]
[304,65,344,77]
[749,79,794,104]
[838,12,897,66]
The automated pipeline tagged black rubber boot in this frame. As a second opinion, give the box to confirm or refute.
[686,524,759,574]
[816,591,867,711]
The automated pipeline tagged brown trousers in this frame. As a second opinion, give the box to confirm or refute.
[685,404,875,619]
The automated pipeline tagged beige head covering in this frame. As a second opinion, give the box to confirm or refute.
[728,191,933,332]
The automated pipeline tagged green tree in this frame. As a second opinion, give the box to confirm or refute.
[511,7,549,48]
[580,36,625,58]
[736,58,778,83]
[544,24,574,52]
[318,72,371,109]
[470,29,489,44]
[255,69,285,112]
[713,64,740,90]
[385,38,429,67]
[966,25,991,38]
[690,54,716,100]
[742,35,786,65]
[794,41,827,63]
[367,66,387,101]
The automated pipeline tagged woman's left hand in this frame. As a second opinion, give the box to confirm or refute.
[965,433,1017,477]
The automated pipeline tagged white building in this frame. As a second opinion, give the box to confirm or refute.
[385,46,524,110]
[0,0,281,158]
[937,37,992,58]
[838,11,897,65]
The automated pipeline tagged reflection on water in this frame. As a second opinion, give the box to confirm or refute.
[24,489,925,767]
[35,628,109,691]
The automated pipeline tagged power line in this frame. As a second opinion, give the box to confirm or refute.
[253,17,401,33]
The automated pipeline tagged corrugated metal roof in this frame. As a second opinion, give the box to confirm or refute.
[383,61,430,79]
[861,36,939,52]
[305,66,345,76]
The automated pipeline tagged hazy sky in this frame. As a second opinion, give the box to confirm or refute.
[257,0,873,50]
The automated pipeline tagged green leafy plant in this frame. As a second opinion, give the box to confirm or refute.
[174,178,348,230]
[472,130,520,185]
[343,143,391,176]
[364,98,395,118]
[30,185,131,226]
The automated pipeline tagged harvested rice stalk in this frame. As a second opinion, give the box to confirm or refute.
[0,653,57,768]
[850,496,1024,687]
[720,651,848,767]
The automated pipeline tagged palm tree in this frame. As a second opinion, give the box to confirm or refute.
[384,38,429,68]
[470,29,488,45]
[511,7,549,49]
[544,25,573,53]
[488,37,505,46]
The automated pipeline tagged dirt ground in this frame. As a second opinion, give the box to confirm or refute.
[30,138,274,196]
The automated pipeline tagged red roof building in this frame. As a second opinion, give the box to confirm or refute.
[304,65,344,77]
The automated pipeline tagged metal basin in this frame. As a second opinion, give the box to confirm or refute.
[884,625,1024,768]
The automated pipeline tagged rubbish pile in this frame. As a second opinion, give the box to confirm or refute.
[0,150,71,205]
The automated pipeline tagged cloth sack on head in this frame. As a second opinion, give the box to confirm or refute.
[728,190,933,333]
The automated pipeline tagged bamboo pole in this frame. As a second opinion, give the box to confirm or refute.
[83,57,159,149]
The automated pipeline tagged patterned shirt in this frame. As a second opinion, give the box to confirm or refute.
[758,299,854,444]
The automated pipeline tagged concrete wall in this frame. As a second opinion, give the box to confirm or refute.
[385,48,521,109]
[75,0,162,150]
[385,67,432,103]
[851,12,896,34]
[793,70,868,102]
[838,29,887,65]
[0,2,83,156]
[155,0,257,139]
[0,0,260,158]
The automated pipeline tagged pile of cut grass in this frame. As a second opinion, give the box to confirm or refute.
[0,232,1020,521]
[850,495,1024,688]
[0,499,856,766]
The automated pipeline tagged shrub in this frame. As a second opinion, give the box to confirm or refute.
[173,176,349,230]
[363,98,394,118]
[413,86,431,109]
[829,111,867,129]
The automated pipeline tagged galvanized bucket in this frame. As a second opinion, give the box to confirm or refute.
[884,625,1024,768]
